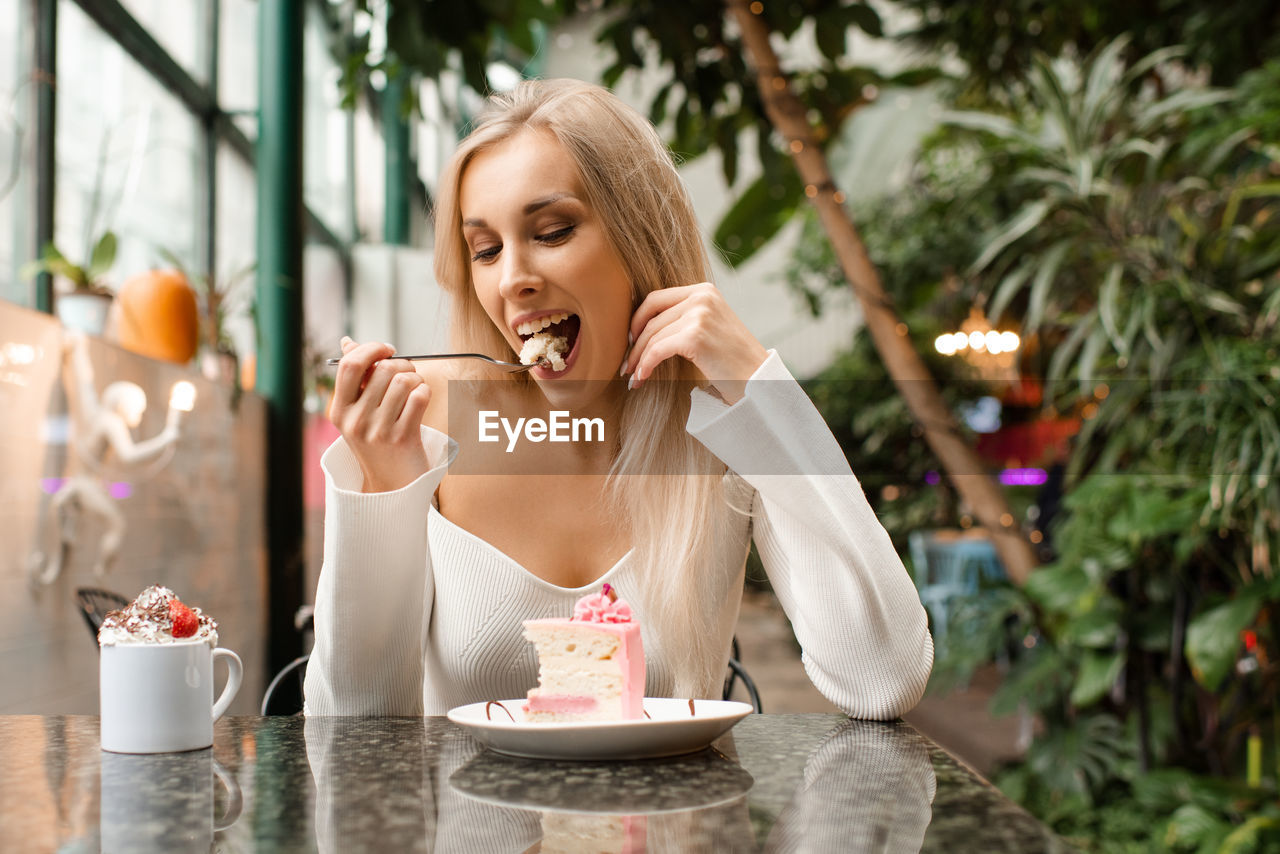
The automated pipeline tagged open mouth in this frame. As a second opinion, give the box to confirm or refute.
[516,313,581,372]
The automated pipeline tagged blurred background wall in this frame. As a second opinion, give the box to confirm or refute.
[0,301,267,713]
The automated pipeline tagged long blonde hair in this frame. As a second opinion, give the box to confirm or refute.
[433,79,728,697]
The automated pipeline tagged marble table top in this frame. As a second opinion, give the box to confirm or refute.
[1,714,1070,852]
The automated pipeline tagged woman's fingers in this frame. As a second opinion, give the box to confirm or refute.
[395,381,433,434]
[625,283,767,403]
[624,284,710,376]
[332,340,396,410]
[327,338,433,492]
[629,314,709,385]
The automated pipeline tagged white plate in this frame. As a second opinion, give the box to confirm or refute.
[446,698,754,761]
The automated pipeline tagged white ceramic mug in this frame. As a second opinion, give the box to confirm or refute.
[100,749,243,853]
[100,639,243,753]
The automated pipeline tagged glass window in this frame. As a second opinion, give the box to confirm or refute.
[116,0,209,84]
[55,1,201,294]
[0,3,29,305]
[219,0,257,140]
[215,143,256,359]
[353,101,384,242]
[303,4,351,238]
[304,241,347,361]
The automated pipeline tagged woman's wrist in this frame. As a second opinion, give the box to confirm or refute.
[710,343,770,406]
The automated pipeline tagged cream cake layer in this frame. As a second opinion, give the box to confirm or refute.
[522,617,644,721]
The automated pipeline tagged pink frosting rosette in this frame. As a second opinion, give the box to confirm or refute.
[572,583,633,624]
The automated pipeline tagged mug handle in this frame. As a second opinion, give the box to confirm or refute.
[212,758,244,832]
[211,648,243,723]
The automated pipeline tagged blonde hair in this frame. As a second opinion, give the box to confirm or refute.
[433,79,728,697]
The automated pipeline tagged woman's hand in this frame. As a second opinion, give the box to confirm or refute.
[329,336,433,493]
[622,282,769,404]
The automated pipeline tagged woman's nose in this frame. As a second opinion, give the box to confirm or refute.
[497,248,543,301]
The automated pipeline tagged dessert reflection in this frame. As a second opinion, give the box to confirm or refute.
[98,749,242,854]
[305,716,934,852]
[450,745,758,852]
[763,719,936,853]
[305,715,755,852]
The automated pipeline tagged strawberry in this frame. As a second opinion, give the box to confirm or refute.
[169,599,199,638]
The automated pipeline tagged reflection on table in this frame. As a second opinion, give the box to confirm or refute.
[1,713,1069,852]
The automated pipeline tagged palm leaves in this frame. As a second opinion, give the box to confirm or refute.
[931,37,1280,847]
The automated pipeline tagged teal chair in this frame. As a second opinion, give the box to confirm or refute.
[908,531,1005,645]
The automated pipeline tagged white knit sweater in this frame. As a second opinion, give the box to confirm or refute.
[304,350,934,719]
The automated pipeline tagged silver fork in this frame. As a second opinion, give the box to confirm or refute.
[325,352,548,373]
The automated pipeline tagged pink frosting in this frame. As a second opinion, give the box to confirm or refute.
[572,583,633,624]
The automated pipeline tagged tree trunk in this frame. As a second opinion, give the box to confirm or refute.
[726,0,1038,585]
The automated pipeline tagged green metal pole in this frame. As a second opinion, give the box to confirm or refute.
[34,0,56,313]
[383,73,410,245]
[256,0,305,706]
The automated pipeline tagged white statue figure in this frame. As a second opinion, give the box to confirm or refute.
[28,333,195,585]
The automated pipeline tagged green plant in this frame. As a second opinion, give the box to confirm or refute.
[20,232,118,295]
[923,37,1280,851]
[156,248,255,358]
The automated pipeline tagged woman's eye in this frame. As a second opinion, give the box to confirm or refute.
[471,245,500,262]
[537,225,575,244]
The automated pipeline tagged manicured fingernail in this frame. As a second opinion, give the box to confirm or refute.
[627,375,639,391]
[619,359,628,377]
[627,331,634,346]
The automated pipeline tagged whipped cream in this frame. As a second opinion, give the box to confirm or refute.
[97,585,219,646]
[572,583,633,624]
[519,332,569,371]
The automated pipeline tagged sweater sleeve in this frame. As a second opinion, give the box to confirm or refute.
[686,351,934,719]
[304,426,457,715]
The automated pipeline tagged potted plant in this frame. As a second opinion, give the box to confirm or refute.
[22,232,118,335]
[153,249,255,382]
[194,262,255,385]
[114,262,201,365]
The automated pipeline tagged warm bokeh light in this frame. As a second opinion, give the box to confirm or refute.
[934,313,1020,366]
[169,381,197,412]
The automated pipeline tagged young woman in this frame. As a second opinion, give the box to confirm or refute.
[304,79,932,719]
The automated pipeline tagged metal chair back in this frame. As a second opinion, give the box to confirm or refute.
[75,587,129,646]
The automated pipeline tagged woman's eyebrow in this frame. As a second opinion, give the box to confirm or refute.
[523,192,578,214]
[462,193,580,229]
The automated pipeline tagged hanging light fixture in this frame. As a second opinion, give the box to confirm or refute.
[934,308,1020,382]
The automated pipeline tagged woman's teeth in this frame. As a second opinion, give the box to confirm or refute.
[515,312,572,337]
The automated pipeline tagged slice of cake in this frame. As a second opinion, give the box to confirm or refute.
[522,584,645,722]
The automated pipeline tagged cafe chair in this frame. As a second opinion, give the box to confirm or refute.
[261,604,316,715]
[908,530,1006,645]
[261,654,310,716]
[75,587,129,648]
[263,637,765,715]
[723,636,763,713]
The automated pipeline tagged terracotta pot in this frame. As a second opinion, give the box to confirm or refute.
[115,269,200,364]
